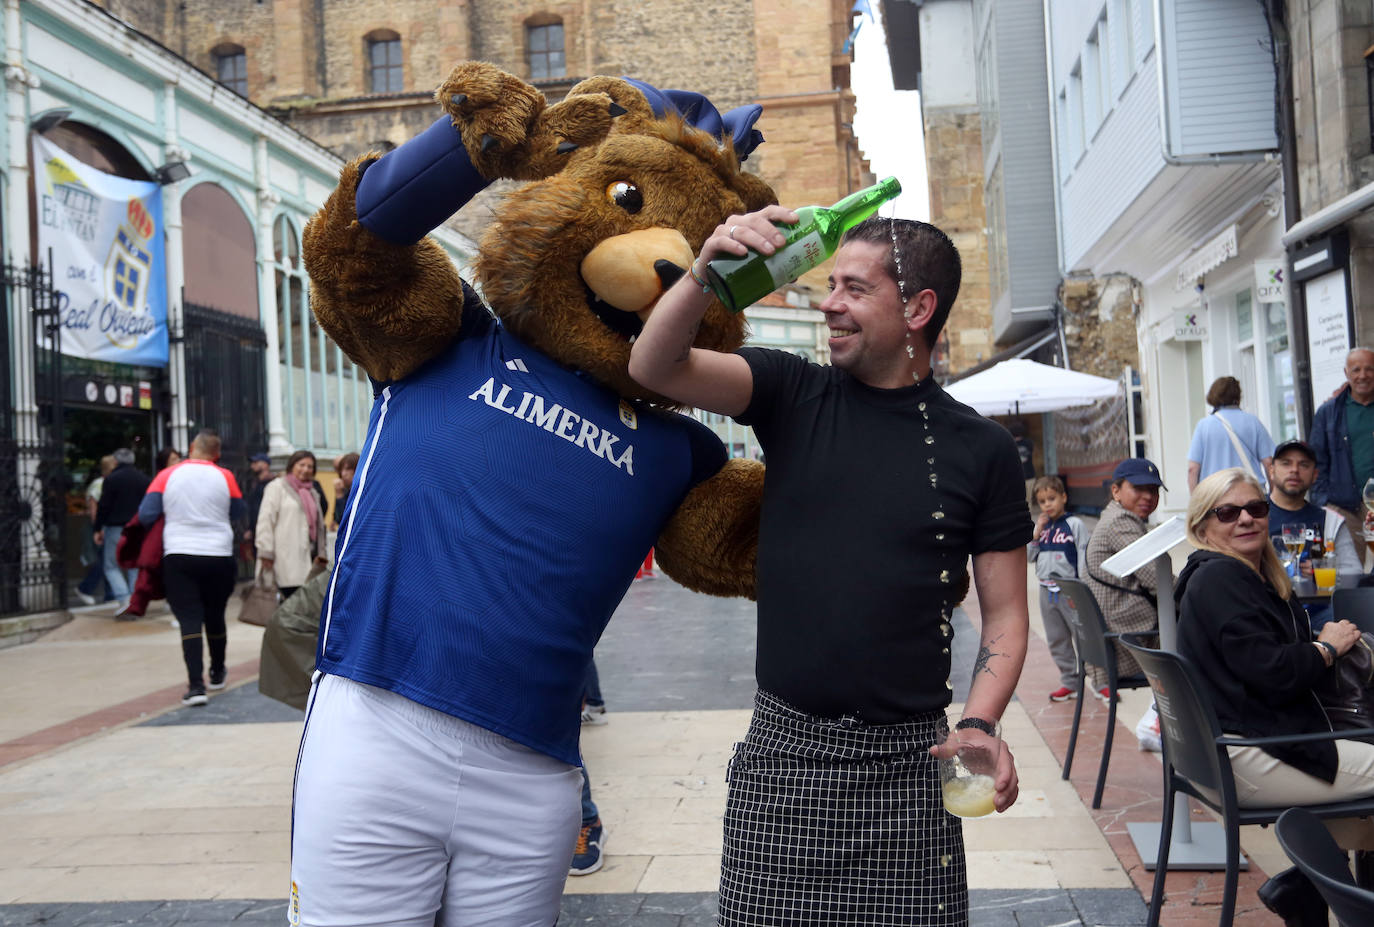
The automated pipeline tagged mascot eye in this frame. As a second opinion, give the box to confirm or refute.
[606,181,643,214]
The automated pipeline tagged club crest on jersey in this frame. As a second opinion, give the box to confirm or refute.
[289,881,301,926]
[468,376,636,474]
[618,400,638,430]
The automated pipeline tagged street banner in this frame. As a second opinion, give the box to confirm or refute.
[32,134,169,367]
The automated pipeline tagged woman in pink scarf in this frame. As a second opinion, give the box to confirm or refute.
[255,450,329,599]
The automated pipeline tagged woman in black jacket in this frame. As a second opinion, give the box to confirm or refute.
[1178,467,1374,922]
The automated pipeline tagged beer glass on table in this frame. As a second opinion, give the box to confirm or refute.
[1281,523,1306,570]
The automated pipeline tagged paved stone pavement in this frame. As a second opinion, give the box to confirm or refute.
[0,570,1211,926]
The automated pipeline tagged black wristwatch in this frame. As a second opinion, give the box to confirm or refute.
[955,716,998,736]
[1316,640,1338,664]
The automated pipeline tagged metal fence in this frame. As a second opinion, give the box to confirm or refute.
[0,260,68,617]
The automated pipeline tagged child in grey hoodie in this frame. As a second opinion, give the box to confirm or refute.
[1028,475,1091,701]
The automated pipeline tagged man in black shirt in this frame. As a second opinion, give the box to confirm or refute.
[630,213,1031,925]
[93,447,151,610]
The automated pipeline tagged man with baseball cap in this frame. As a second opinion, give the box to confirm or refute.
[1267,439,1366,630]
[243,453,274,554]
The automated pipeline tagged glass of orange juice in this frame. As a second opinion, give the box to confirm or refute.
[1312,557,1337,592]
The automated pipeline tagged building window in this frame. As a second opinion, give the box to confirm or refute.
[214,45,247,97]
[368,34,403,93]
[527,21,566,80]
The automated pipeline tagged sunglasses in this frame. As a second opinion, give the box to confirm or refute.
[1205,499,1270,523]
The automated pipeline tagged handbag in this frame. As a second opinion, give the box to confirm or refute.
[1314,632,1374,732]
[238,567,280,627]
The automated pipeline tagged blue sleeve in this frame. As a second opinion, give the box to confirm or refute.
[682,414,728,489]
[230,497,246,522]
[1187,417,1206,464]
[355,117,491,245]
[137,492,163,524]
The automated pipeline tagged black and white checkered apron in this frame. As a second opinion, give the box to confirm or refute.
[718,690,967,926]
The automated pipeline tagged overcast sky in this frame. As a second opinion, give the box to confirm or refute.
[850,4,930,221]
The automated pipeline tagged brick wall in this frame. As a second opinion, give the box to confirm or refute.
[923,108,990,374]
[1059,274,1139,378]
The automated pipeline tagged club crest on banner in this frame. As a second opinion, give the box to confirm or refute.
[32,134,169,366]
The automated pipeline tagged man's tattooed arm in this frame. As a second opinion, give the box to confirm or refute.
[973,633,1005,678]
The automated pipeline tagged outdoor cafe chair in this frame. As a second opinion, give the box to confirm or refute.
[1330,586,1374,633]
[1053,578,1151,809]
[1276,807,1374,927]
[1120,633,1374,927]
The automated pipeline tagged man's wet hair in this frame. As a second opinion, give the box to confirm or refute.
[842,217,961,349]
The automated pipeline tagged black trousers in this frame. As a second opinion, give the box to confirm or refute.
[163,554,236,686]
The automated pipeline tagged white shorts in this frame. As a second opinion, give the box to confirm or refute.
[290,674,584,927]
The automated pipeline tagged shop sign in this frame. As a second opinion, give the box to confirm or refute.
[1173,307,1208,341]
[1304,269,1352,402]
[32,134,169,367]
[1175,224,1238,290]
[1253,259,1287,303]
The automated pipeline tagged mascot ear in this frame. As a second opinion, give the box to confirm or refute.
[734,171,778,214]
[568,77,657,129]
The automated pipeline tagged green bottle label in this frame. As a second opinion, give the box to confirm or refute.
[762,226,825,288]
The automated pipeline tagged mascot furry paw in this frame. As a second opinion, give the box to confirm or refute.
[289,62,770,922]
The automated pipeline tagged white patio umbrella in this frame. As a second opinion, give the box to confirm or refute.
[944,358,1121,416]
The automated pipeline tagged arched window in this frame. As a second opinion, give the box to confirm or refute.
[212,43,247,96]
[366,30,403,93]
[182,183,257,320]
[526,17,565,80]
[272,216,368,452]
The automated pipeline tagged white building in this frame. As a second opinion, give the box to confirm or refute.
[1046,0,1287,515]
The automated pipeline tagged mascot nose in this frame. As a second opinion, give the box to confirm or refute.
[654,260,686,289]
[582,228,696,315]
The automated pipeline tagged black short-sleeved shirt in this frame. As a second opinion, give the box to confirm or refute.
[736,347,1032,722]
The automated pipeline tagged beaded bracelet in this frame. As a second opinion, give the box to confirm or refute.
[688,261,711,293]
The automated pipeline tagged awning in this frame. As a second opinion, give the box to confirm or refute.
[943,325,1058,385]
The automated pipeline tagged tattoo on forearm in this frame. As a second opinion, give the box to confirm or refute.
[973,634,1005,678]
[674,320,701,362]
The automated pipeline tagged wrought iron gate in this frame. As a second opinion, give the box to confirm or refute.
[182,302,267,481]
[0,260,68,617]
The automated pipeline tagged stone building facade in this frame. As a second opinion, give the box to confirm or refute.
[102,0,869,294]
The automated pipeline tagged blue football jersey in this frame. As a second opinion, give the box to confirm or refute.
[319,291,726,764]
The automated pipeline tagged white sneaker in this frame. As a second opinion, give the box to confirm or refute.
[74,591,97,606]
[580,704,608,725]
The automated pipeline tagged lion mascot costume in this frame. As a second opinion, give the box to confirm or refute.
[288,62,770,925]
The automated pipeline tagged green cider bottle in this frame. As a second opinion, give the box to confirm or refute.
[704,176,902,313]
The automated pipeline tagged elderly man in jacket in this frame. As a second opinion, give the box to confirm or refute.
[1310,349,1374,562]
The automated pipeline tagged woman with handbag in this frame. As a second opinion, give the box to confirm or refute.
[255,450,329,600]
[1177,467,1374,925]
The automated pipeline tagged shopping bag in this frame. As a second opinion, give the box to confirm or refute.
[238,569,279,627]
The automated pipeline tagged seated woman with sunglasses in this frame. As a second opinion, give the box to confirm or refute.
[1177,467,1374,924]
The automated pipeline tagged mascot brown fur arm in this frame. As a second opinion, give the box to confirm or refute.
[656,457,764,599]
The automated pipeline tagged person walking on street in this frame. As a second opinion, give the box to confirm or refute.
[1186,376,1273,491]
[256,450,328,600]
[329,452,359,531]
[136,430,245,706]
[630,212,1031,925]
[243,453,274,551]
[1311,347,1374,521]
[94,447,150,611]
[75,455,117,605]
